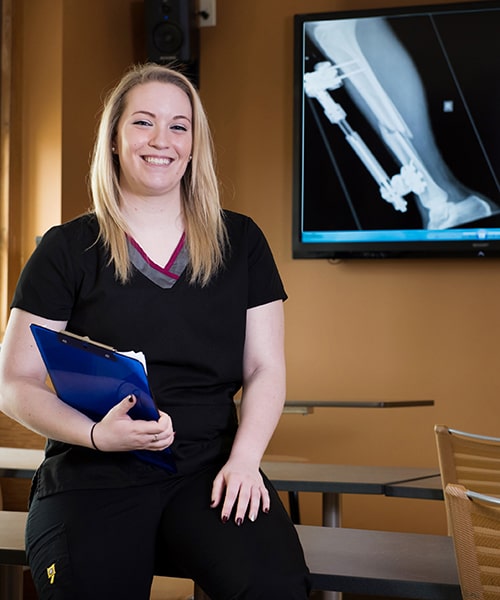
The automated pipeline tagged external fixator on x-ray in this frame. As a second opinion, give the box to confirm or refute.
[305,21,493,229]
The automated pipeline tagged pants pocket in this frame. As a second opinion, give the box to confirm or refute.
[27,521,72,599]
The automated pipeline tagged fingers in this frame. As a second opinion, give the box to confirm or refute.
[145,410,175,450]
[109,393,136,415]
[213,470,270,525]
[249,485,270,521]
[210,473,224,509]
[230,483,270,525]
[146,427,175,450]
[125,403,174,449]
[98,397,174,452]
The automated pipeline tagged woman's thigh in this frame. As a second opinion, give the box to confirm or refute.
[26,486,163,600]
[156,467,311,599]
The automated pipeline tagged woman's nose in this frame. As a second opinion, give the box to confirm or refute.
[150,126,170,148]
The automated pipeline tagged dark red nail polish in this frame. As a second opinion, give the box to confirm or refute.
[222,515,229,523]
[236,518,243,526]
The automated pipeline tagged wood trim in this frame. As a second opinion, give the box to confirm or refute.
[0,0,12,335]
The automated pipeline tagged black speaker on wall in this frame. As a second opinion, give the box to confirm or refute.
[145,0,199,85]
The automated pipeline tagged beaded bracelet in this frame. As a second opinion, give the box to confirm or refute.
[90,422,100,451]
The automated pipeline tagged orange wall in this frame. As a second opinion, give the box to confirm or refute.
[13,0,499,532]
[18,0,63,265]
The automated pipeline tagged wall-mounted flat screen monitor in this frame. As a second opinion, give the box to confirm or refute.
[293,1,500,259]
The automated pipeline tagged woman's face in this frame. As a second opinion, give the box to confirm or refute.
[115,80,193,199]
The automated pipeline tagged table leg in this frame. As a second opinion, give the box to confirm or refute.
[322,492,341,527]
[289,491,301,524]
[0,565,24,600]
[321,493,342,600]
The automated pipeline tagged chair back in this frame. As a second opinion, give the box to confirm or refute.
[445,483,500,600]
[434,425,500,532]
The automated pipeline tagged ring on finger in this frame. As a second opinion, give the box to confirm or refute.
[153,433,158,442]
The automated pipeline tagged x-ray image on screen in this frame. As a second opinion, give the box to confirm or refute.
[296,3,500,256]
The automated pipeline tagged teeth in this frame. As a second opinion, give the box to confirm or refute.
[144,156,171,165]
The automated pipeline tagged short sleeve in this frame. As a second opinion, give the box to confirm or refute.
[11,216,99,320]
[245,217,287,309]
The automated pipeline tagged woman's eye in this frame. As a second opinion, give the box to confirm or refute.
[133,119,152,126]
[171,124,188,132]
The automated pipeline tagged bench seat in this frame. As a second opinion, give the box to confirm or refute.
[0,511,460,599]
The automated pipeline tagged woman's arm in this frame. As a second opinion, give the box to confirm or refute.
[0,308,174,451]
[210,299,286,523]
[0,308,96,445]
[231,299,286,466]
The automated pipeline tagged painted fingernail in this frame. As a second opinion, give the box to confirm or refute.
[249,514,256,522]
[263,507,269,514]
[236,518,243,526]
[222,515,229,523]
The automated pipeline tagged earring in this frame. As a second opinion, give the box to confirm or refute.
[112,146,116,153]
[189,155,192,161]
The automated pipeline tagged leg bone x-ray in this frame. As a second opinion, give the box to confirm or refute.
[305,17,499,230]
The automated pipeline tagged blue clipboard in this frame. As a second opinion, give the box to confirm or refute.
[30,323,176,473]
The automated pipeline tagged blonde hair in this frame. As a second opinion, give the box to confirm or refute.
[89,63,226,286]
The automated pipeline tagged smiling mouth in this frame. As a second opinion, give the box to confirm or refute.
[143,156,172,166]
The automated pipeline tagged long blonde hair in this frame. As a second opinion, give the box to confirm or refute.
[89,63,226,286]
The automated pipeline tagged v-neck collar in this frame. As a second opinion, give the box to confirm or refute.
[127,233,188,289]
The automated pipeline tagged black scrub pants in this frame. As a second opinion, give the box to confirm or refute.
[26,464,311,599]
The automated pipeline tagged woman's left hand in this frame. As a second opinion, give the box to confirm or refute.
[210,458,270,525]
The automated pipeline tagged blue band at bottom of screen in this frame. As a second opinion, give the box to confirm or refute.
[302,229,500,244]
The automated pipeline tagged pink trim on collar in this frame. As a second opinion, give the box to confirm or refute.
[128,233,186,278]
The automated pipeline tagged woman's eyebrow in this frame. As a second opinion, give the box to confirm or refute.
[131,110,156,117]
[131,110,191,122]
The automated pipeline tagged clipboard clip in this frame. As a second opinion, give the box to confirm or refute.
[57,330,117,361]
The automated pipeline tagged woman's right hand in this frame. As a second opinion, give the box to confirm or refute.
[90,395,175,452]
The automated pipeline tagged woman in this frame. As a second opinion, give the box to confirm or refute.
[0,63,311,599]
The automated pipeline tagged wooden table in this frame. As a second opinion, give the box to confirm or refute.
[297,525,460,599]
[384,475,444,500]
[0,447,44,478]
[0,450,443,522]
[261,461,440,526]
[282,399,434,414]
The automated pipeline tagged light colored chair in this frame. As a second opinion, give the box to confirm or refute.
[445,483,500,600]
[434,424,500,533]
